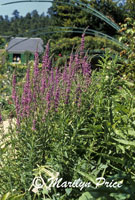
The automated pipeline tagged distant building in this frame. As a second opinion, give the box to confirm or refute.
[6,37,44,63]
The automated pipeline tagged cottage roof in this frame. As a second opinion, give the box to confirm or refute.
[6,37,44,53]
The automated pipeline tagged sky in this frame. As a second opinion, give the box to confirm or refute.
[0,0,126,18]
[0,0,52,17]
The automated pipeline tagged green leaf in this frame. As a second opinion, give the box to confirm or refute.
[9,193,25,200]
[42,188,49,195]
[65,188,72,196]
[76,170,97,185]
[95,153,125,165]
[110,192,130,200]
[1,193,10,200]
[113,138,135,147]
[79,192,93,200]
[113,129,125,139]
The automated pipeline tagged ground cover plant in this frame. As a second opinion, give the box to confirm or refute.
[0,29,135,200]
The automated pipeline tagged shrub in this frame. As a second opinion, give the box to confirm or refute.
[119,17,135,80]
[51,35,122,57]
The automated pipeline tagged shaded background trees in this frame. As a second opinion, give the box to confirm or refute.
[0,0,135,54]
[48,0,125,36]
[0,0,126,37]
[0,9,51,38]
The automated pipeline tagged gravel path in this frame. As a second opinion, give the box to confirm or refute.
[0,118,15,133]
[0,118,16,147]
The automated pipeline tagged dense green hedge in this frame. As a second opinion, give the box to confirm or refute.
[50,36,122,56]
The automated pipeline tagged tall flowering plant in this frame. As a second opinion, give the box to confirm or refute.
[12,34,92,130]
[5,34,92,193]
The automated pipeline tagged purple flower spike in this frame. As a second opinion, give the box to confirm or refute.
[47,59,52,71]
[82,57,91,87]
[55,68,60,86]
[65,80,71,105]
[15,96,20,115]
[26,68,30,83]
[40,78,46,94]
[21,68,32,117]
[80,33,85,56]
[50,68,54,84]
[54,86,60,111]
[69,53,73,76]
[46,90,51,113]
[42,42,51,74]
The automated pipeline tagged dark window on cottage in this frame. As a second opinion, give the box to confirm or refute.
[13,54,21,62]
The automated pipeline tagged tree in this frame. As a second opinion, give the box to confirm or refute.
[124,0,135,18]
[31,10,39,18]
[12,9,20,19]
[0,16,4,22]
[0,9,51,41]
[48,0,125,36]
[4,15,9,22]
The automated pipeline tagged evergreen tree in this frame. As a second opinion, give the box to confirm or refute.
[48,0,125,36]
[0,9,51,41]
[12,9,20,19]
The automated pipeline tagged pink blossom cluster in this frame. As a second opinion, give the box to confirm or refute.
[12,35,91,129]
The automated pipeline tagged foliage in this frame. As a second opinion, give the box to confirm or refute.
[77,51,135,200]
[0,37,6,48]
[0,2,135,200]
[0,63,28,120]
[0,192,25,200]
[0,10,51,44]
[48,0,124,37]
[119,17,135,80]
[24,51,33,65]
[50,35,122,56]
[0,34,135,200]
[123,0,135,18]
[0,0,125,53]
